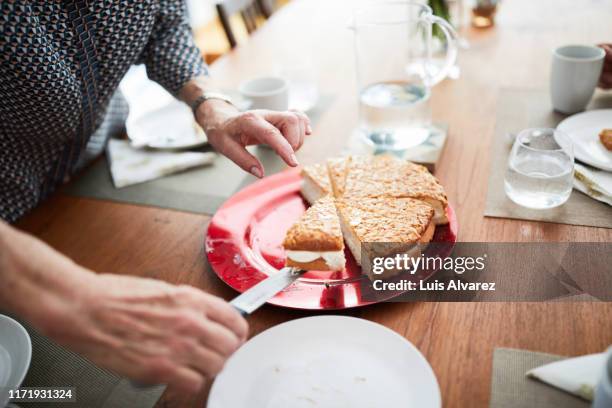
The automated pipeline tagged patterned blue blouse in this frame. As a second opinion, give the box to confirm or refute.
[0,1,208,222]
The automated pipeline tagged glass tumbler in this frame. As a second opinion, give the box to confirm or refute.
[504,128,574,209]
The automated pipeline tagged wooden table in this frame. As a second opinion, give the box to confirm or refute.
[16,0,612,406]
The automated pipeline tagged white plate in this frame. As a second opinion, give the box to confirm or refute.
[208,316,441,408]
[0,315,32,407]
[126,101,208,150]
[557,109,612,171]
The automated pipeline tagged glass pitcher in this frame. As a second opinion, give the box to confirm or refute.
[352,1,458,150]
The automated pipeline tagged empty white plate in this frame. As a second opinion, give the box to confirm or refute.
[208,316,441,408]
[557,109,612,172]
[0,315,32,407]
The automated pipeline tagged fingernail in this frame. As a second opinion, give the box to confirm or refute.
[306,124,312,134]
[290,153,299,166]
[250,166,263,178]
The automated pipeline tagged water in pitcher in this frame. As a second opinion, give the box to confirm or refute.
[359,81,432,150]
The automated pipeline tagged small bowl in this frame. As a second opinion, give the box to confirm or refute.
[0,315,32,407]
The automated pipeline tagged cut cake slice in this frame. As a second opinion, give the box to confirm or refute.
[335,196,435,279]
[329,155,449,225]
[326,156,351,198]
[300,163,331,205]
[283,196,346,271]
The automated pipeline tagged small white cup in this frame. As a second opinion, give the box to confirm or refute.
[239,76,289,111]
[550,45,605,114]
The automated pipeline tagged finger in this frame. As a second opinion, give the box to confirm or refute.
[261,111,302,151]
[165,366,205,394]
[193,318,242,357]
[290,110,309,146]
[202,295,249,342]
[290,110,311,128]
[188,344,226,378]
[263,110,308,150]
[244,114,298,166]
[141,357,204,394]
[297,115,305,148]
[216,137,264,178]
[290,112,305,150]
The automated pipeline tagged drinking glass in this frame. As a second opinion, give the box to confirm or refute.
[352,1,458,151]
[504,128,574,209]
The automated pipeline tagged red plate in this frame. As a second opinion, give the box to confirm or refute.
[205,168,458,310]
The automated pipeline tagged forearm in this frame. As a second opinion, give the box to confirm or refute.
[0,221,95,334]
[0,224,248,392]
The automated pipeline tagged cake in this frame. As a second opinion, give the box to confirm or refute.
[328,155,448,224]
[300,163,331,205]
[283,155,449,276]
[600,129,612,151]
[326,156,350,197]
[282,196,346,271]
[335,197,435,279]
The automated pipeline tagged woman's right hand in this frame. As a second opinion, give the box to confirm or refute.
[47,274,248,394]
[0,221,247,395]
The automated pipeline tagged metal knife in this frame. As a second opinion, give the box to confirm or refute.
[230,267,305,316]
[129,267,304,389]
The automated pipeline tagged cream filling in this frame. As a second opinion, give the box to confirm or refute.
[286,250,346,270]
[423,198,448,225]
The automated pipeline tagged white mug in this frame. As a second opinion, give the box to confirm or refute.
[550,45,605,114]
[239,76,289,111]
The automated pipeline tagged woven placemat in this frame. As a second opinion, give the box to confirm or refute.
[7,318,165,408]
[490,348,588,408]
[484,88,612,228]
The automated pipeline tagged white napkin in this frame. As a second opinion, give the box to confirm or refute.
[526,352,606,401]
[107,139,216,188]
[573,163,612,206]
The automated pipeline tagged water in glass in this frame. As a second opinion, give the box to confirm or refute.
[504,128,574,209]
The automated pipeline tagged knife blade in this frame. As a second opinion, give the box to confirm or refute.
[230,267,305,316]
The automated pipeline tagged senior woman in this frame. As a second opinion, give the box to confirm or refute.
[0,1,310,394]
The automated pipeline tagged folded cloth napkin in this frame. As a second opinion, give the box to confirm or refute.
[573,163,612,206]
[107,139,216,188]
[527,352,607,401]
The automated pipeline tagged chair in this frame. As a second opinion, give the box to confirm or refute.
[215,0,273,49]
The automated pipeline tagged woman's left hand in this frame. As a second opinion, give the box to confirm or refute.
[195,100,311,178]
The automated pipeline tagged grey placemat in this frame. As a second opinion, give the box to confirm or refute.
[64,94,336,214]
[16,321,164,408]
[484,88,612,228]
[490,348,589,408]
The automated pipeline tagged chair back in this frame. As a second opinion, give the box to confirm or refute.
[216,0,272,48]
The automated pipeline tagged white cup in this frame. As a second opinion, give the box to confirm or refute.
[239,76,289,111]
[550,45,605,114]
